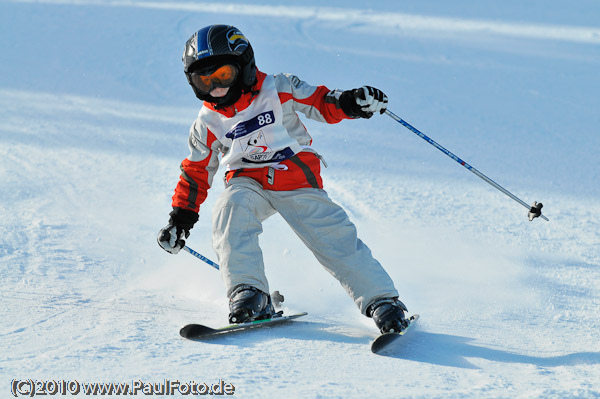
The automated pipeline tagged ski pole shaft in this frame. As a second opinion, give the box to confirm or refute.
[183,245,220,270]
[384,109,548,221]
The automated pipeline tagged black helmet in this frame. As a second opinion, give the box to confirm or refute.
[182,25,257,106]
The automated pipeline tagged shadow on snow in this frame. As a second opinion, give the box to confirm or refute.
[378,330,600,369]
[182,321,600,370]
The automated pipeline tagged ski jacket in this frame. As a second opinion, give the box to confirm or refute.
[172,69,353,213]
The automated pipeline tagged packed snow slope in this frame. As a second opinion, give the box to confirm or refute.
[2,1,600,398]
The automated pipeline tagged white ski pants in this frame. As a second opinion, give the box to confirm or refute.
[211,177,399,315]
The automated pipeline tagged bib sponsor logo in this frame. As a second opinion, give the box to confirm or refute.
[240,130,273,160]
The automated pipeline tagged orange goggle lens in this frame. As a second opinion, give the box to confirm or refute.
[190,64,239,93]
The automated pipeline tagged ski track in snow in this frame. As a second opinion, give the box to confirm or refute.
[8,0,600,44]
[2,1,600,398]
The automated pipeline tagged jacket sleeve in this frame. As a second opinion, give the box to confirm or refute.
[171,117,221,213]
[274,73,354,124]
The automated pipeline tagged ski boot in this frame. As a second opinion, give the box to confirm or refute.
[367,298,409,334]
[228,285,276,324]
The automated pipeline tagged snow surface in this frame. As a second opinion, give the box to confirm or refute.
[2,0,600,398]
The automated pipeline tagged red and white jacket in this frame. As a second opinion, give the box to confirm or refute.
[172,70,353,213]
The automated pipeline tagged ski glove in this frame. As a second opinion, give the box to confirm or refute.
[339,86,388,119]
[157,208,199,254]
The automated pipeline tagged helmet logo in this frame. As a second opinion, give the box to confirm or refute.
[226,29,249,52]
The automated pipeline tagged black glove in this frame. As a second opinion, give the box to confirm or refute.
[339,86,388,119]
[157,208,199,254]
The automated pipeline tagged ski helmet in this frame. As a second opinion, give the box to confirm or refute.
[182,25,256,106]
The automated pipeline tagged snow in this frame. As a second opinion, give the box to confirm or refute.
[1,0,599,398]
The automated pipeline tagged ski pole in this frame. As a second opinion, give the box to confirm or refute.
[384,109,548,221]
[183,245,220,270]
[182,245,285,307]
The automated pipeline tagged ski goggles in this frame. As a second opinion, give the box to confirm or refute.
[190,64,239,93]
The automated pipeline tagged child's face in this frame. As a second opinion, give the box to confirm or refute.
[210,87,230,98]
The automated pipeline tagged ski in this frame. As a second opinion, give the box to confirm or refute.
[371,314,420,354]
[180,312,308,340]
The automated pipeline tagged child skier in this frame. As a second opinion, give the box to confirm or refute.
[158,24,408,334]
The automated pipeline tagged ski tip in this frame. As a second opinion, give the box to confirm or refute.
[370,314,420,354]
[179,324,215,339]
[371,332,400,353]
[179,326,191,338]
